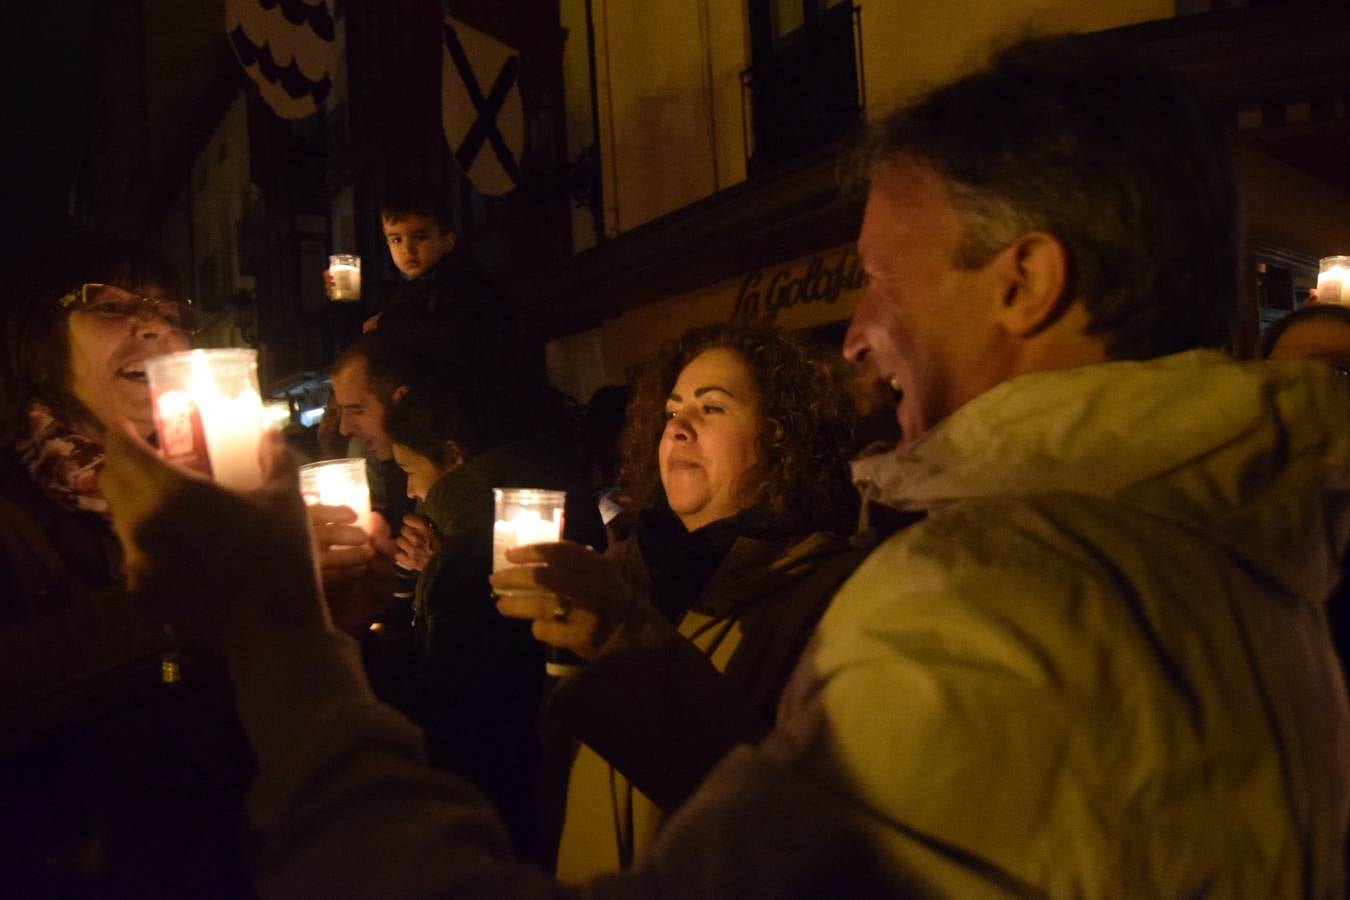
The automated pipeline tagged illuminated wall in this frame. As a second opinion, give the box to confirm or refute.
[561,0,749,248]
[548,242,867,397]
[549,1,1178,399]
[858,0,1174,114]
[559,0,1174,251]
[1240,147,1350,258]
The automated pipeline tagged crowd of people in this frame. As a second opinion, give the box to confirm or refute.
[1,30,1348,899]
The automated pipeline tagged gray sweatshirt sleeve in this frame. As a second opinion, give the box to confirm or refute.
[234,627,887,900]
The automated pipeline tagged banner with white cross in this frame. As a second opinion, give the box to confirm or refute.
[441,16,523,197]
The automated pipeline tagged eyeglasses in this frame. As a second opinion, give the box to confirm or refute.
[56,282,204,335]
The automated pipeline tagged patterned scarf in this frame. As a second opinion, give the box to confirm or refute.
[14,401,110,520]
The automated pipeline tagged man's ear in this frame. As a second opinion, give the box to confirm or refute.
[992,231,1070,338]
[391,384,410,404]
[443,440,466,469]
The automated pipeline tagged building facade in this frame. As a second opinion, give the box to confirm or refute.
[74,0,1350,403]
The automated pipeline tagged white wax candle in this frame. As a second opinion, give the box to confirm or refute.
[147,349,265,490]
[310,464,373,533]
[195,380,264,491]
[492,507,564,573]
[1317,264,1346,304]
[330,264,362,301]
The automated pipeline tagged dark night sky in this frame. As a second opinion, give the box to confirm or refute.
[1,1,228,276]
[2,1,99,270]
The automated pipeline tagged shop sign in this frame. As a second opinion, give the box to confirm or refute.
[730,247,866,322]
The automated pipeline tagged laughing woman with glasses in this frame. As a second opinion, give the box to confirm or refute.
[0,233,252,897]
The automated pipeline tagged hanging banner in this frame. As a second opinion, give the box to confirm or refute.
[442,16,523,197]
[226,0,336,120]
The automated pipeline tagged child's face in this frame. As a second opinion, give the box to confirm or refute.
[382,213,456,278]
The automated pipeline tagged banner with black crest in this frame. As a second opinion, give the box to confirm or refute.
[226,0,335,120]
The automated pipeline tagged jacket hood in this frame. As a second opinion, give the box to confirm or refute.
[852,350,1350,597]
[420,437,564,535]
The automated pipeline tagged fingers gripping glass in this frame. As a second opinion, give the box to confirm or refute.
[56,283,204,334]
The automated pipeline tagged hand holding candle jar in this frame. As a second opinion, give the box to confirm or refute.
[298,459,373,533]
[145,348,266,491]
[328,254,362,302]
[1317,256,1350,305]
[492,488,584,676]
[493,489,565,573]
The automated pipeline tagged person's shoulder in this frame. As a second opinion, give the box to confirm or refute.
[819,494,1149,673]
[781,529,863,564]
[423,465,493,538]
[747,529,866,589]
[851,491,1149,588]
[416,256,497,302]
[0,448,120,588]
[366,275,404,306]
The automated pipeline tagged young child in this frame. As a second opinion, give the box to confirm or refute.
[367,187,524,371]
[368,184,461,328]
[326,183,470,332]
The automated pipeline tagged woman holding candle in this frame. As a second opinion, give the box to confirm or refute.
[0,234,254,895]
[491,323,865,881]
[381,357,605,863]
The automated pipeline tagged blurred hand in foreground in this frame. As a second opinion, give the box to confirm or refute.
[491,542,635,660]
[101,421,328,658]
[396,514,439,572]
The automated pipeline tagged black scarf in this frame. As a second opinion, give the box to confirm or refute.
[635,503,806,624]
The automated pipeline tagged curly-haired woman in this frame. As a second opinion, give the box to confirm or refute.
[492,322,865,880]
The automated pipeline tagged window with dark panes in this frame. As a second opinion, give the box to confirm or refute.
[745,0,862,175]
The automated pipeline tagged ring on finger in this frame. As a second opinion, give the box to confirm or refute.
[551,602,570,621]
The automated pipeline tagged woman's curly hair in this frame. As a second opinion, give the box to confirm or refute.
[620,323,860,535]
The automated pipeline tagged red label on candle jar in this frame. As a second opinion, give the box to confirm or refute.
[154,389,213,478]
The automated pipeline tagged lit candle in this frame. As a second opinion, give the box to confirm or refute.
[299,459,373,533]
[492,488,577,676]
[199,385,265,490]
[146,349,266,491]
[328,254,362,302]
[492,502,565,573]
[1317,256,1350,305]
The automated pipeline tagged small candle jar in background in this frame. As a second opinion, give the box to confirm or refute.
[146,348,266,491]
[328,254,362,302]
[1317,256,1350,305]
[298,458,373,533]
[492,488,582,676]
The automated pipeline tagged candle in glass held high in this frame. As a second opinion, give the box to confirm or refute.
[328,254,362,302]
[145,348,265,491]
[298,459,373,533]
[1318,256,1350,305]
